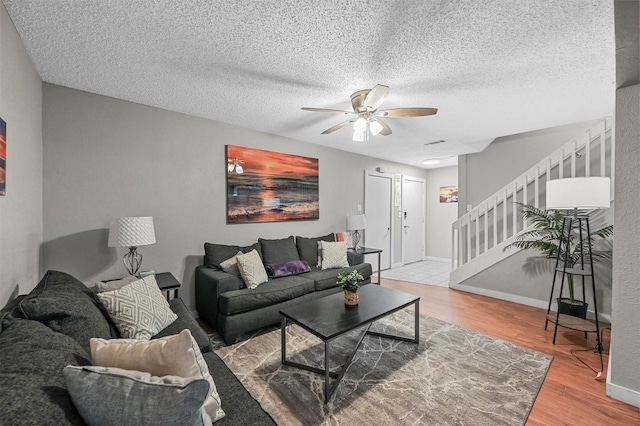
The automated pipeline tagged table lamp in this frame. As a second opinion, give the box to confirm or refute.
[108,216,156,276]
[346,214,366,249]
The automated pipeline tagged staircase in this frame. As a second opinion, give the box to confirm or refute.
[450,117,614,287]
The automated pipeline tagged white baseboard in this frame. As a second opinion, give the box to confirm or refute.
[451,283,612,324]
[391,262,404,269]
[451,284,549,309]
[424,256,452,264]
[607,349,640,408]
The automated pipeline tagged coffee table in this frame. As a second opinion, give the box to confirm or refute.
[280,285,420,403]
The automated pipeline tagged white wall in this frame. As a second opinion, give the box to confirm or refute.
[0,5,43,308]
[609,83,640,406]
[425,166,458,260]
[41,84,429,310]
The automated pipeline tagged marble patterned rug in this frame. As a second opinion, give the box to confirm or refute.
[214,310,552,425]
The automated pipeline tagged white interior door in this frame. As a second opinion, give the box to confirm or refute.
[365,171,393,271]
[402,176,425,264]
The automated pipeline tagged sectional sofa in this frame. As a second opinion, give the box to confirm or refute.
[196,234,373,345]
[0,270,276,425]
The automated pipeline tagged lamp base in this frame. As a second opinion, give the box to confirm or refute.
[352,230,361,250]
[123,247,142,277]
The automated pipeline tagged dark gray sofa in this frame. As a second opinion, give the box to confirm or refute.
[0,270,275,425]
[196,234,373,345]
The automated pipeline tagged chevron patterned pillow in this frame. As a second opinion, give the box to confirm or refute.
[97,275,177,340]
[236,249,268,289]
[319,241,349,269]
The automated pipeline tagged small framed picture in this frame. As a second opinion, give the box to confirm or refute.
[439,185,458,203]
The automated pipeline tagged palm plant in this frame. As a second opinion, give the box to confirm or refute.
[504,203,613,303]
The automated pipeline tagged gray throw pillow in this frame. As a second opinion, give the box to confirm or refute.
[258,236,299,265]
[63,365,212,426]
[18,270,113,352]
[203,242,262,270]
[296,234,335,267]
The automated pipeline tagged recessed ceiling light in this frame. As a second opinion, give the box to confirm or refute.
[422,159,440,165]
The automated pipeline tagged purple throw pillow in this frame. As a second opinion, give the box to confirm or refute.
[267,260,311,278]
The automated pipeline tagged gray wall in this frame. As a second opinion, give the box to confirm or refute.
[425,166,458,260]
[0,5,43,307]
[41,84,428,310]
[458,120,598,217]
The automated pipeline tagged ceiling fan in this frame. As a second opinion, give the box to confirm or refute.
[301,84,437,142]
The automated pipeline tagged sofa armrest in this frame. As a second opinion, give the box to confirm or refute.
[195,266,242,331]
[153,297,213,353]
[347,250,364,266]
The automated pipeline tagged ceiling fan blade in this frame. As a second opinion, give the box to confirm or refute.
[363,84,389,110]
[378,107,438,118]
[321,119,355,134]
[377,119,392,136]
[301,107,355,115]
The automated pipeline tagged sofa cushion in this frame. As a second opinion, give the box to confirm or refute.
[258,236,299,265]
[219,276,315,315]
[302,262,373,291]
[219,251,243,277]
[97,275,178,340]
[295,233,335,267]
[17,270,113,353]
[63,365,212,426]
[0,315,91,425]
[236,249,269,289]
[204,242,262,270]
[91,329,224,423]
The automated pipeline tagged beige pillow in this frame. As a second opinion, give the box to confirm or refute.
[320,241,349,269]
[91,329,225,423]
[236,249,268,289]
[97,275,177,340]
[219,251,243,277]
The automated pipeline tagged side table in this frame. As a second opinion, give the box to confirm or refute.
[352,246,383,284]
[154,272,181,300]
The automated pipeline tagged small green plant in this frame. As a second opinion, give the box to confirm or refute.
[336,270,364,292]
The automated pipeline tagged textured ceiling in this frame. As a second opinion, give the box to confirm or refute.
[3,0,616,169]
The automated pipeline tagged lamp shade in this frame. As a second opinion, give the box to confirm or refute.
[546,177,610,210]
[108,216,156,247]
[346,214,366,231]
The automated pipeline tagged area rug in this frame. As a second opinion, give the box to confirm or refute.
[214,310,552,426]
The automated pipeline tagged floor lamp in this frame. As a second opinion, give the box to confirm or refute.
[108,216,156,277]
[545,176,610,376]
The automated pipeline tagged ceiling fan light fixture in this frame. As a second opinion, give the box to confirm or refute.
[353,117,367,132]
[369,120,383,136]
[352,127,366,142]
[422,159,440,165]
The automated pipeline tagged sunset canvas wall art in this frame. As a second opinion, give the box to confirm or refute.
[0,118,6,196]
[226,145,319,223]
[439,185,458,203]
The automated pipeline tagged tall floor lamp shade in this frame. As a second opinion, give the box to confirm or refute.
[108,216,156,276]
[546,176,610,214]
[346,214,366,249]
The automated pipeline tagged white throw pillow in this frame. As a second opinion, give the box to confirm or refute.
[91,329,225,423]
[219,251,243,277]
[320,241,350,269]
[236,249,268,289]
[97,275,177,340]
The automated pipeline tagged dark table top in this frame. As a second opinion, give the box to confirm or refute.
[280,285,419,340]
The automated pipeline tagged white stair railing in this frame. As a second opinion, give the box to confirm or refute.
[451,117,614,282]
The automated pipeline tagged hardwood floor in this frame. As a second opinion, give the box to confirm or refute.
[381,278,640,425]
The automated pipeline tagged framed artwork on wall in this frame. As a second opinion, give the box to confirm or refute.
[0,118,6,196]
[226,145,319,224]
[439,185,458,203]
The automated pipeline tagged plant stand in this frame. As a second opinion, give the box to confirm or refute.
[544,215,604,376]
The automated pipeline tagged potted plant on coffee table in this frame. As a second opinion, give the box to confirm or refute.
[337,270,364,306]
[504,203,613,318]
